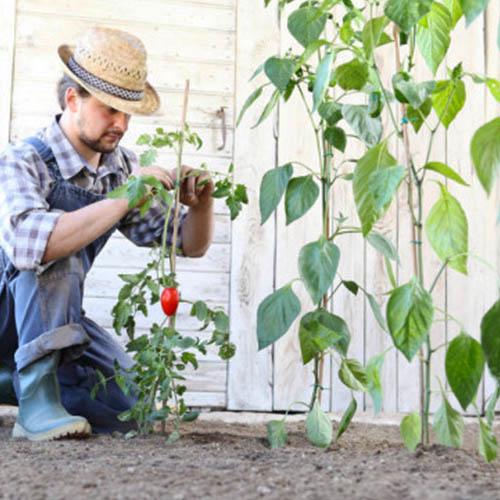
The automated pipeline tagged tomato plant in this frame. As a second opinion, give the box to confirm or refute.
[239,0,500,456]
[92,84,245,440]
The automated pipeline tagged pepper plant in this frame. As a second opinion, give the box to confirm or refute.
[92,86,247,441]
[239,0,500,456]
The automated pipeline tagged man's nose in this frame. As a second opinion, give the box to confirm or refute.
[113,112,130,132]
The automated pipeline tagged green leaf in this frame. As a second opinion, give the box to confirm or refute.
[401,412,422,451]
[319,101,343,126]
[342,104,383,147]
[191,300,209,322]
[139,148,158,167]
[267,420,288,449]
[471,117,500,195]
[425,183,468,274]
[299,309,350,363]
[369,165,406,213]
[432,79,466,128]
[367,292,388,331]
[366,352,385,414]
[335,59,369,91]
[306,401,333,448]
[257,285,301,350]
[353,141,400,236]
[136,133,151,145]
[486,78,500,102]
[440,0,463,27]
[481,299,500,379]
[362,16,391,57]
[252,89,280,129]
[324,127,347,152]
[366,231,400,262]
[486,385,500,426]
[107,183,129,201]
[288,6,327,48]
[336,398,357,440]
[285,175,320,225]
[299,237,340,304]
[236,85,264,127]
[166,430,181,444]
[368,91,384,118]
[182,411,200,422]
[416,3,452,75]
[392,73,436,108]
[343,280,359,295]
[339,359,368,392]
[384,0,434,33]
[433,392,464,448]
[297,40,331,66]
[407,98,432,133]
[459,0,489,26]
[479,418,498,462]
[264,57,296,93]
[445,332,485,410]
[313,51,334,112]
[386,278,434,361]
[260,164,294,224]
[423,161,469,186]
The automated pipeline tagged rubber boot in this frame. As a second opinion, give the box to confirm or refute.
[0,365,17,406]
[12,351,91,441]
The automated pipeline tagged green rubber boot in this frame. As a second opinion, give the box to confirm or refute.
[0,365,18,406]
[12,351,91,441]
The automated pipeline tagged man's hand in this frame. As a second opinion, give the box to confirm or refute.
[131,165,175,190]
[169,165,214,209]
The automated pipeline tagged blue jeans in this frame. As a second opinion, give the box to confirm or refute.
[0,249,138,434]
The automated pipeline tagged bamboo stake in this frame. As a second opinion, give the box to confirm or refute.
[161,79,190,435]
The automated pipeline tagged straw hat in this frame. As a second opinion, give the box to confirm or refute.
[58,26,160,115]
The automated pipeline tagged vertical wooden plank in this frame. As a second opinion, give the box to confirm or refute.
[331,162,365,413]
[445,15,493,414]
[481,1,500,411]
[273,7,328,411]
[363,39,398,415]
[0,0,16,148]
[227,0,278,410]
[395,49,447,415]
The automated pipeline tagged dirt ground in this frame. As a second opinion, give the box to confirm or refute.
[1,409,499,500]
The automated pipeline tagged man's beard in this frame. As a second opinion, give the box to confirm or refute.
[78,129,123,154]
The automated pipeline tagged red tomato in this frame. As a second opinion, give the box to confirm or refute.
[160,287,179,316]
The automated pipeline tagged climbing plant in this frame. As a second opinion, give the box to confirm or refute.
[239,0,500,456]
[94,84,247,440]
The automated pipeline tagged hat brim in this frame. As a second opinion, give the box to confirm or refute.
[58,44,161,116]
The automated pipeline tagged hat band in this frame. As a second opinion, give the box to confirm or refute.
[68,57,144,102]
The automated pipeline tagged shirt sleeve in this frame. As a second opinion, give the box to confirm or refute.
[116,147,186,254]
[118,199,187,254]
[0,144,63,273]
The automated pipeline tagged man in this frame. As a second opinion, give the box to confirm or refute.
[0,26,214,440]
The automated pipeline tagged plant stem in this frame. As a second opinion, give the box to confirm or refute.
[309,355,321,410]
[393,27,430,446]
[429,260,448,294]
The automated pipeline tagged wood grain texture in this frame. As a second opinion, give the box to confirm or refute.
[272,7,326,411]
[0,0,16,148]
[483,0,500,412]
[226,0,278,411]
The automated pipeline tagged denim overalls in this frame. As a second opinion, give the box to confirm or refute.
[0,137,138,434]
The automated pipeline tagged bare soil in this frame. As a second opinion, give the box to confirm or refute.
[1,410,499,500]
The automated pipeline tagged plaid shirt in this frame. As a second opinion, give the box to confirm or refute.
[0,115,185,273]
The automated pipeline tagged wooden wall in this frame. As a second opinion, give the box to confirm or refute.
[1,1,498,415]
[228,2,500,415]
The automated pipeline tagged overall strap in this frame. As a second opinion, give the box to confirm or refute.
[23,136,56,164]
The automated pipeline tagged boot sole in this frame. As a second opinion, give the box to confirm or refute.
[12,420,92,441]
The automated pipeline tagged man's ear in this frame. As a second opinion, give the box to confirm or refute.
[65,87,80,113]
